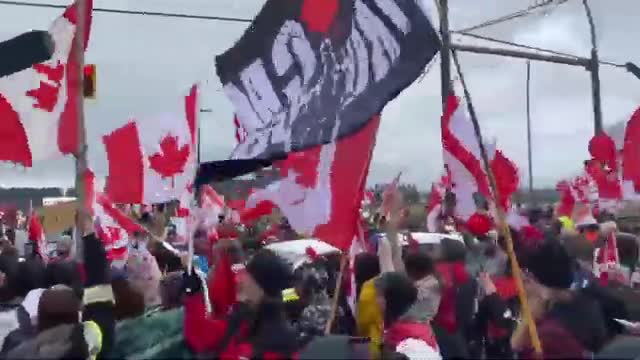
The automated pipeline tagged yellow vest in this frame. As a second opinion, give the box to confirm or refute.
[83,321,102,360]
[356,278,383,359]
[282,288,300,302]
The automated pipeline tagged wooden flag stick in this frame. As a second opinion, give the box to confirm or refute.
[74,0,88,260]
[451,50,543,356]
[324,254,348,334]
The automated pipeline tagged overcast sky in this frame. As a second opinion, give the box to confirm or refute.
[0,0,639,190]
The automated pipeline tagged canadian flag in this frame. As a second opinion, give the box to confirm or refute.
[233,115,248,145]
[28,210,47,263]
[594,232,622,286]
[441,95,519,219]
[84,169,144,265]
[379,172,402,218]
[245,116,380,250]
[622,107,640,200]
[584,132,623,214]
[345,222,367,315]
[94,193,145,266]
[556,172,598,218]
[102,85,198,205]
[0,0,93,166]
[194,184,225,228]
[426,183,444,233]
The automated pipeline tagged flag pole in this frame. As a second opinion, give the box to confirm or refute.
[74,0,88,260]
[324,254,347,334]
[451,49,543,356]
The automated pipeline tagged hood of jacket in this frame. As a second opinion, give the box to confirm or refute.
[401,275,441,323]
[5,323,88,360]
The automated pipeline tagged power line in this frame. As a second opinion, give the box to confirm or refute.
[454,31,626,68]
[0,0,253,23]
[454,0,570,33]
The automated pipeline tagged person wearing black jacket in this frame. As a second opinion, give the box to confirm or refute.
[5,217,115,360]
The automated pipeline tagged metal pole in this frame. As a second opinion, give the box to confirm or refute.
[74,0,87,259]
[438,0,451,110]
[451,43,590,67]
[197,123,201,165]
[582,0,602,134]
[526,61,534,203]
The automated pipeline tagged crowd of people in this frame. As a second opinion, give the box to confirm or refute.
[0,201,637,359]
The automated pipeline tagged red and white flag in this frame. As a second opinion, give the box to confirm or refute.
[622,107,640,200]
[28,210,47,263]
[441,95,519,219]
[0,0,93,166]
[595,232,622,286]
[193,184,225,228]
[345,231,366,315]
[233,115,248,145]
[84,169,144,265]
[426,183,444,233]
[245,116,380,250]
[94,193,146,265]
[585,132,622,213]
[102,85,198,205]
[379,172,402,218]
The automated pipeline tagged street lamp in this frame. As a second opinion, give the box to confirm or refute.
[626,62,640,81]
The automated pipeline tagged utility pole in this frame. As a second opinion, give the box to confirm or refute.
[526,61,534,203]
[74,0,88,259]
[439,0,451,111]
[583,0,602,134]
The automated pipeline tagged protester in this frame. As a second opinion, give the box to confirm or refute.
[125,246,163,309]
[0,255,33,354]
[511,240,608,358]
[6,221,115,359]
[403,251,441,324]
[292,260,332,345]
[433,237,474,359]
[376,272,441,359]
[184,249,300,358]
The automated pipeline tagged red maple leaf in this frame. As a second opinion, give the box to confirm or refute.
[0,95,32,167]
[25,62,65,112]
[148,135,190,185]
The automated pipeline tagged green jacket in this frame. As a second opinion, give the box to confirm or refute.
[106,308,194,360]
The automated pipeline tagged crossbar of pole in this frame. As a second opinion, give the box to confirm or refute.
[451,42,590,67]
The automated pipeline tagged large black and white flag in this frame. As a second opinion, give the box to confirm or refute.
[216,0,440,160]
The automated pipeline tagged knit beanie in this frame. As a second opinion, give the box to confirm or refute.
[245,249,292,298]
[525,241,574,289]
[375,272,417,325]
[126,248,162,306]
[37,285,81,332]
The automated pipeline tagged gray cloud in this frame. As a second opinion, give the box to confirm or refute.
[0,0,639,191]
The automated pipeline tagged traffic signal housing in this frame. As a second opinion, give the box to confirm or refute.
[83,64,96,99]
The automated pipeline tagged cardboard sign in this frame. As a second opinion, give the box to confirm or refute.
[38,201,76,234]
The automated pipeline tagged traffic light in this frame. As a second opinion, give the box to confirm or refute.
[83,64,96,99]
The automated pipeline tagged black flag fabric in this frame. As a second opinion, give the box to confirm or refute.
[216,0,440,160]
[0,30,54,78]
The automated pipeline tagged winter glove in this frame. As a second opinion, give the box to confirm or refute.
[183,269,202,295]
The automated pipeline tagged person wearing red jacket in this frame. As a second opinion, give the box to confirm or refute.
[433,238,475,359]
[183,249,300,359]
